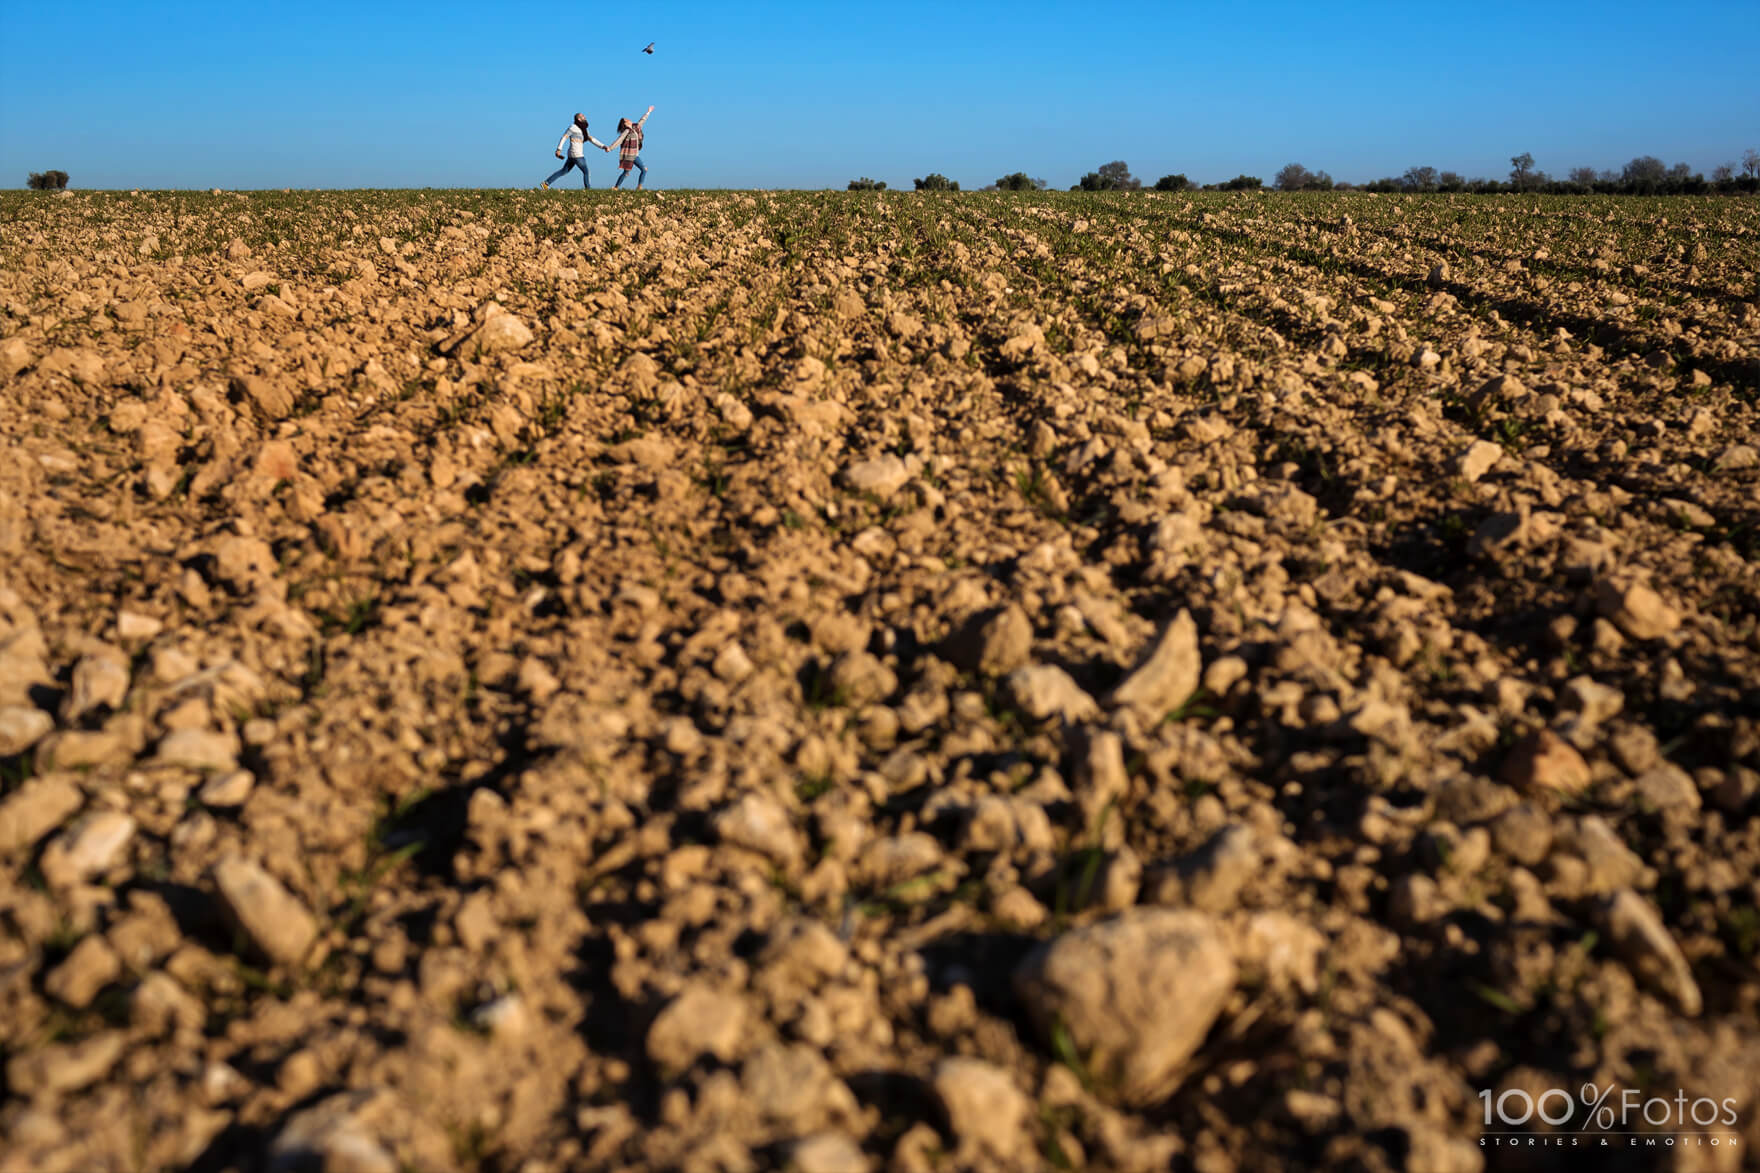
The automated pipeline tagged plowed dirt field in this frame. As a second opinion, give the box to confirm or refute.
[2,189,1758,1171]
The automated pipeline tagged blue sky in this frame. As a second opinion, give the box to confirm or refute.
[1,0,1755,190]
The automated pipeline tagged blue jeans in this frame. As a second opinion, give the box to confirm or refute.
[544,156,591,188]
[614,156,647,188]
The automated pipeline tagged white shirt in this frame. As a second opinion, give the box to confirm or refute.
[557,124,606,159]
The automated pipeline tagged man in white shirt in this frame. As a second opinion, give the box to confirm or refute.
[540,113,609,189]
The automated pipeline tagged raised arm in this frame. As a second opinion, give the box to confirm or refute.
[634,105,653,130]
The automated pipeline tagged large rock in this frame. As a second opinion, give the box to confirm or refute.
[213,857,318,966]
[1013,908,1235,1104]
[1109,610,1201,719]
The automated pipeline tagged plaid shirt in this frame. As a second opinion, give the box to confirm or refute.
[613,111,649,167]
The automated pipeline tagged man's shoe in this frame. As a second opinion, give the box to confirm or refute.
[540,182,550,190]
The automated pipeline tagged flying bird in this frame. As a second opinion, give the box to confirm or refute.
[642,42,654,54]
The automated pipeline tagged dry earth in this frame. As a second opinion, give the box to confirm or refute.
[1,188,1758,1172]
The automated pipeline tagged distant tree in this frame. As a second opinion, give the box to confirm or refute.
[994,172,1043,191]
[1097,160,1141,190]
[1509,151,1536,190]
[1622,155,1667,193]
[1567,166,1598,188]
[1153,173,1192,191]
[1274,162,1314,191]
[1075,171,1114,191]
[913,173,958,191]
[1744,149,1760,180]
[1401,165,1439,192]
[1712,162,1735,184]
[26,170,68,190]
[847,177,887,191]
[1438,171,1466,192]
[1220,174,1263,191]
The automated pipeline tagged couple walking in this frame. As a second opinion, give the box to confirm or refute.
[541,106,655,190]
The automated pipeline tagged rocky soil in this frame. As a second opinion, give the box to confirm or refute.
[1,188,1757,1172]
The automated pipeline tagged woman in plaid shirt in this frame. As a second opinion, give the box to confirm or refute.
[608,105,655,190]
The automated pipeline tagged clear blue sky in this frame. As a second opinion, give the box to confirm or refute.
[2,0,1755,190]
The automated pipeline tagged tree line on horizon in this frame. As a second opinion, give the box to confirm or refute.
[849,148,1760,196]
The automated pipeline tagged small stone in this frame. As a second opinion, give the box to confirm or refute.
[0,705,54,756]
[115,610,164,641]
[1488,804,1553,867]
[1228,912,1324,994]
[1500,729,1591,796]
[648,983,750,1071]
[1600,888,1702,1016]
[742,1043,859,1131]
[0,775,83,852]
[1006,665,1098,723]
[933,1058,1033,1165]
[198,769,255,807]
[213,856,318,966]
[41,810,136,887]
[711,642,754,683]
[1165,824,1259,913]
[45,935,122,1008]
[267,1089,398,1173]
[155,728,241,772]
[465,311,533,355]
[714,791,804,870]
[1558,677,1623,726]
[828,651,897,706]
[453,890,497,952]
[991,885,1047,929]
[63,650,130,724]
[1595,578,1680,641]
[1109,610,1201,720]
[0,335,31,379]
[1713,444,1758,472]
[1455,440,1503,484]
[1390,874,1446,925]
[841,454,911,500]
[790,1132,871,1173]
[1635,763,1699,812]
[941,604,1032,677]
[1568,816,1651,895]
[230,373,296,420]
[5,1032,125,1097]
[1013,909,1235,1104]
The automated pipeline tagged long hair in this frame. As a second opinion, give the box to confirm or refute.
[616,117,631,133]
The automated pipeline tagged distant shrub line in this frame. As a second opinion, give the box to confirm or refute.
[27,170,69,190]
[848,149,1760,196]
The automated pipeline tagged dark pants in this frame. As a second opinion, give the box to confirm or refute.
[544,156,591,188]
